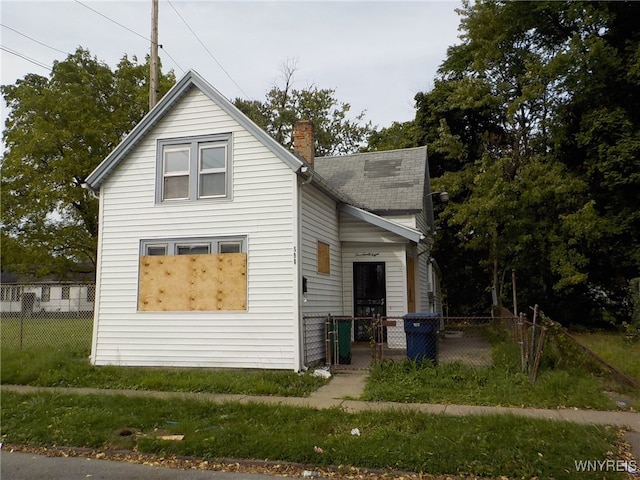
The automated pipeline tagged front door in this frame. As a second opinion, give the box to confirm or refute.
[353,262,386,341]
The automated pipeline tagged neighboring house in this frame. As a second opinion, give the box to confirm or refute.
[84,70,443,370]
[0,282,95,316]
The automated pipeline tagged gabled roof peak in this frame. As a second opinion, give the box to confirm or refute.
[85,70,304,190]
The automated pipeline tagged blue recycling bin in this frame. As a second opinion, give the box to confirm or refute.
[403,313,440,364]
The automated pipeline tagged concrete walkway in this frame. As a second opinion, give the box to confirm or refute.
[3,371,640,459]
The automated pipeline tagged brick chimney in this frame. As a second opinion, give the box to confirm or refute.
[293,119,314,166]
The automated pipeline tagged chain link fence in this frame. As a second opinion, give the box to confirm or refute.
[1,283,94,352]
[303,314,518,369]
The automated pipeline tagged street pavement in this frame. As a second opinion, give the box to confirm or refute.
[1,450,281,480]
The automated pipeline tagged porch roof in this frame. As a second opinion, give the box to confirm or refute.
[340,204,424,243]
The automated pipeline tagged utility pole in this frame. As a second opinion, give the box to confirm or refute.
[149,0,159,110]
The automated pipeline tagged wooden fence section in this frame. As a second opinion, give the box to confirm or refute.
[138,253,247,311]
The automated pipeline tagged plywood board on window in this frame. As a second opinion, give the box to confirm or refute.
[317,241,330,274]
[139,253,247,311]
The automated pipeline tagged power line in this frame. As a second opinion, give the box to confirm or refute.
[0,46,50,71]
[73,0,183,73]
[74,0,151,44]
[158,47,184,74]
[167,0,248,98]
[1,24,69,55]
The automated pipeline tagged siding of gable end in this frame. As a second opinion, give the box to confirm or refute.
[339,213,412,244]
[92,88,298,369]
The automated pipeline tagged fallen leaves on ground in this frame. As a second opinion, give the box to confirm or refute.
[2,443,499,479]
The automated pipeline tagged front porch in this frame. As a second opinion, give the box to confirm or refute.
[303,315,499,371]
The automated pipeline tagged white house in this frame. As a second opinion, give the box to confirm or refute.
[0,283,95,315]
[84,70,443,371]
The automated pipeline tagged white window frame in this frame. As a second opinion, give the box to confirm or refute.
[176,243,211,255]
[141,236,246,256]
[156,134,232,203]
[162,146,190,200]
[145,244,168,256]
[198,143,228,198]
[218,241,243,254]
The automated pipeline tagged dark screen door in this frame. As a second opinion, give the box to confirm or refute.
[353,262,386,341]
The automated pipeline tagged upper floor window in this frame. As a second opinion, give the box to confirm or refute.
[157,134,231,203]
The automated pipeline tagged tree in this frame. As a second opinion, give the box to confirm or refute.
[1,47,175,277]
[416,1,640,324]
[364,120,419,152]
[550,2,640,306]
[234,61,373,156]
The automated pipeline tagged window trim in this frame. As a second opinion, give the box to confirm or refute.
[162,145,190,200]
[176,243,211,255]
[145,243,168,256]
[317,240,331,275]
[198,143,228,199]
[156,134,232,203]
[218,241,243,254]
[141,236,247,256]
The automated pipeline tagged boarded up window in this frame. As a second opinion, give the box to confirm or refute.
[138,253,247,311]
[317,241,330,275]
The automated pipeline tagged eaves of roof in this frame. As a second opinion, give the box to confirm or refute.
[340,204,424,244]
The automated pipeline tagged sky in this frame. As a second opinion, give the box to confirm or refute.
[1,0,463,135]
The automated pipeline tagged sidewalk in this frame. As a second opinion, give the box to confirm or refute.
[3,371,640,459]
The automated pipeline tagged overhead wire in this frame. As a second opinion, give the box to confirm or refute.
[166,0,249,98]
[0,46,51,71]
[1,24,69,55]
[74,0,151,44]
[73,0,184,73]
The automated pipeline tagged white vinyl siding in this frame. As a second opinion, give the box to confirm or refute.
[340,212,411,244]
[92,88,298,369]
[300,185,342,315]
[300,185,343,365]
[414,212,433,313]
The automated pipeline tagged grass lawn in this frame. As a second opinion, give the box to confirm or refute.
[1,317,93,351]
[0,390,627,479]
[363,343,622,410]
[0,349,326,397]
[572,331,640,384]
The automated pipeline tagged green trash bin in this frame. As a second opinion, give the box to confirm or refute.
[331,317,352,364]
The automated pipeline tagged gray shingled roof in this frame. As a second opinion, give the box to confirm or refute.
[313,146,428,213]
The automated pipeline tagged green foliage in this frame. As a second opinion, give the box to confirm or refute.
[234,61,372,156]
[1,390,623,479]
[364,120,419,152]
[1,48,175,277]
[412,1,640,324]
